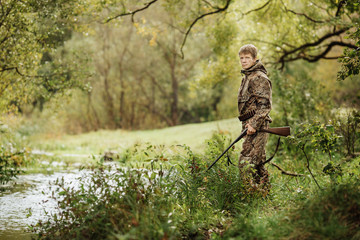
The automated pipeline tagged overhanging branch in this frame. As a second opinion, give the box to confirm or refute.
[285,41,357,63]
[0,66,26,76]
[180,0,232,58]
[335,0,346,17]
[280,0,326,23]
[242,0,272,16]
[105,0,158,23]
[278,28,352,68]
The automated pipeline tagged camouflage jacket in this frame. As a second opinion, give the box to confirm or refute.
[237,60,272,130]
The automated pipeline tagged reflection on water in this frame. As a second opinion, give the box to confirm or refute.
[0,169,90,240]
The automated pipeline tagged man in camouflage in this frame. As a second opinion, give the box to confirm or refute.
[237,44,272,187]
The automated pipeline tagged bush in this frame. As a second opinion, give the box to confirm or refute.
[282,181,360,239]
[223,180,360,240]
[335,109,360,157]
[30,165,181,240]
[30,132,266,239]
[0,144,28,185]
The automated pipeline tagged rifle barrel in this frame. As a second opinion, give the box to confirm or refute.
[206,126,291,171]
[206,128,247,171]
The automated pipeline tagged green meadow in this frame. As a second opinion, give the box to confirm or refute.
[21,118,360,239]
[27,118,240,156]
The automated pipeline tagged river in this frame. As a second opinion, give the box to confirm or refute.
[0,168,90,240]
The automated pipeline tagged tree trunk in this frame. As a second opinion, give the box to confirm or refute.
[87,92,100,130]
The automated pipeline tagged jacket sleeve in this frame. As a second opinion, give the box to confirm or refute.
[248,76,272,130]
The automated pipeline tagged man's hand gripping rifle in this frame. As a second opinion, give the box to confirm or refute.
[206,126,291,171]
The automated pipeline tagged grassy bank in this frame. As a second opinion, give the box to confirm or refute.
[6,117,358,239]
[27,118,240,156]
[27,125,360,239]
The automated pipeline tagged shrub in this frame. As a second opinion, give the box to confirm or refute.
[178,133,267,211]
[281,181,360,239]
[30,132,266,239]
[30,165,181,240]
[335,109,360,157]
[223,180,360,240]
[0,144,28,185]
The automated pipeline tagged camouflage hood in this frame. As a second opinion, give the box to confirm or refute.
[241,60,267,76]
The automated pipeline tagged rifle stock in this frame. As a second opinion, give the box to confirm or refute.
[260,126,290,137]
[206,126,291,171]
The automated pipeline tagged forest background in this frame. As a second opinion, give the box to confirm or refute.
[1,0,360,239]
[1,0,359,134]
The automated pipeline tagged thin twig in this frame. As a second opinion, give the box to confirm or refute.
[179,0,232,58]
[105,0,158,23]
[300,144,322,190]
[280,0,326,23]
[201,0,216,9]
[270,162,304,177]
[242,0,272,16]
[309,0,328,11]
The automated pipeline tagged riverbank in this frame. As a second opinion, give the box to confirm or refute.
[2,118,360,239]
[26,118,240,157]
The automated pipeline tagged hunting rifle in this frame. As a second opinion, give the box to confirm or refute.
[206,126,290,171]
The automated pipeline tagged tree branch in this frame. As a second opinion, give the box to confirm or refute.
[0,33,9,46]
[278,28,350,68]
[333,0,346,32]
[139,102,173,126]
[0,66,26,76]
[180,0,232,58]
[242,0,272,16]
[243,38,290,50]
[201,0,216,9]
[309,0,328,11]
[105,0,159,23]
[335,0,346,17]
[270,162,304,177]
[281,41,356,64]
[0,0,14,29]
[145,70,169,99]
[300,144,322,190]
[284,8,325,24]
[280,0,325,23]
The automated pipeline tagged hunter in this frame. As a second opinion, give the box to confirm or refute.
[237,44,272,188]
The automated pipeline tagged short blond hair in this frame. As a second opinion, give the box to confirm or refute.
[238,44,258,59]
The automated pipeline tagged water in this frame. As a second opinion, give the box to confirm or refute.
[0,169,90,240]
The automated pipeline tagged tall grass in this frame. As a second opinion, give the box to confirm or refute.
[28,117,360,239]
[29,132,267,239]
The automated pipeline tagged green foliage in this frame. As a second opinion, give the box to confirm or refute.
[281,181,360,239]
[0,0,86,113]
[118,143,175,165]
[29,132,266,239]
[30,166,181,240]
[271,62,333,126]
[28,128,360,239]
[291,121,340,160]
[0,144,28,185]
[322,161,343,183]
[338,25,360,80]
[0,121,32,185]
[334,109,360,156]
[223,180,360,240]
[275,120,341,189]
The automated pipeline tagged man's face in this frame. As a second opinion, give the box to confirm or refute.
[239,53,256,69]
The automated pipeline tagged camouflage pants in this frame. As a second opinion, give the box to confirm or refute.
[238,121,270,186]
